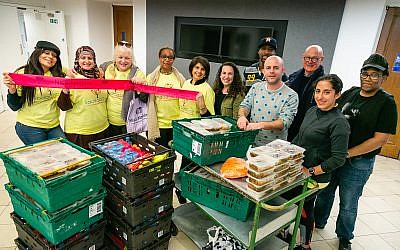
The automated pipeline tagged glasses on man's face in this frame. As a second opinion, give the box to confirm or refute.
[360,71,382,81]
[303,56,321,63]
[117,41,132,48]
[160,55,175,60]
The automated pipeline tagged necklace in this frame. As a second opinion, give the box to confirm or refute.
[160,70,172,75]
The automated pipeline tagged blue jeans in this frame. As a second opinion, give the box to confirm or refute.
[314,156,375,240]
[15,122,66,145]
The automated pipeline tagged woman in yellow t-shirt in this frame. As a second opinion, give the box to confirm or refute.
[179,56,215,119]
[100,41,146,137]
[57,46,108,149]
[2,40,66,145]
[146,47,185,148]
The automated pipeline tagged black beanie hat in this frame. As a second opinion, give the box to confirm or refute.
[361,53,389,76]
[35,41,60,56]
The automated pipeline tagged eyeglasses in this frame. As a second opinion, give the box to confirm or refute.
[117,41,132,48]
[360,72,382,81]
[160,55,175,60]
[303,57,321,63]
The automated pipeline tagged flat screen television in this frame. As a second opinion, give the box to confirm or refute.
[175,17,287,66]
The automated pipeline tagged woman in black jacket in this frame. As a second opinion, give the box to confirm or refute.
[286,74,350,249]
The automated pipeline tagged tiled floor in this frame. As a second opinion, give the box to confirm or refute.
[0,109,400,249]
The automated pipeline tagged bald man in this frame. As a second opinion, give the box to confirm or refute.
[238,56,298,146]
[287,45,325,141]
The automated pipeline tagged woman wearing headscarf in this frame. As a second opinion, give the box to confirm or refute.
[2,40,66,144]
[57,46,108,149]
[100,41,147,137]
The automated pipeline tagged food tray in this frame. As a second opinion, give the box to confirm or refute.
[0,139,105,212]
[90,133,175,197]
[6,184,106,245]
[172,116,258,165]
[104,180,173,227]
[12,212,105,250]
[105,207,172,250]
[180,162,254,221]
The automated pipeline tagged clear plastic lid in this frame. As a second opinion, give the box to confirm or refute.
[281,144,305,159]
[247,155,279,172]
[266,139,291,150]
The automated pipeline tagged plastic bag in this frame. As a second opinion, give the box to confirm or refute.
[220,157,247,179]
[202,226,247,250]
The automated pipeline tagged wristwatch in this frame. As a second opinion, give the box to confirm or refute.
[308,167,315,176]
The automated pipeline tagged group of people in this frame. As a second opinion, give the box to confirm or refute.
[2,37,398,250]
[239,37,397,250]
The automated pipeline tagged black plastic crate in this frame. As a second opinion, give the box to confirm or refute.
[104,233,170,250]
[89,133,176,197]
[104,207,172,250]
[104,180,173,227]
[11,212,106,250]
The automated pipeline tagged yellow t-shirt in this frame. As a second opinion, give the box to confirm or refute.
[179,80,215,119]
[16,70,61,129]
[105,67,146,125]
[64,74,109,134]
[148,73,181,128]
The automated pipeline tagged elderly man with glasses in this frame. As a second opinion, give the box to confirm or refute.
[286,45,325,142]
[314,53,397,250]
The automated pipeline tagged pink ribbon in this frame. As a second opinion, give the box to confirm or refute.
[9,73,198,100]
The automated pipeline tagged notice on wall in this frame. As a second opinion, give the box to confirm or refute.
[393,53,400,72]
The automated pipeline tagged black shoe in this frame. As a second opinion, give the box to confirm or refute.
[294,245,311,250]
[175,189,187,204]
[315,224,325,229]
[338,238,351,250]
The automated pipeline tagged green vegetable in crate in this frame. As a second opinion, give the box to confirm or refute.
[151,152,169,163]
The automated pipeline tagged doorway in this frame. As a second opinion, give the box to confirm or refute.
[376,7,400,158]
[113,5,133,46]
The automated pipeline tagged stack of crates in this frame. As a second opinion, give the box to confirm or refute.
[172,116,259,221]
[89,133,176,250]
[0,138,107,249]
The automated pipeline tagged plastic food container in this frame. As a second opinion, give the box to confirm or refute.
[247,167,274,179]
[247,155,279,172]
[247,174,275,186]
[246,178,273,192]
[281,144,305,160]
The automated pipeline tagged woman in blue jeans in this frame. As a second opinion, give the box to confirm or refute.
[2,41,66,144]
[282,74,350,250]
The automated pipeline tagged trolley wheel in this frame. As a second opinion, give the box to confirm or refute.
[170,221,178,236]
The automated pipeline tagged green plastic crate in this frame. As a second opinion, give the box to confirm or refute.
[0,139,105,212]
[5,183,106,245]
[172,116,258,165]
[180,162,254,221]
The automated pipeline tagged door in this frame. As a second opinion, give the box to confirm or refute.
[376,7,400,158]
[113,5,133,45]
[19,9,69,66]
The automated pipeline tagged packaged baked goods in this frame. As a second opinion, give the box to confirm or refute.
[247,167,274,179]
[266,139,290,150]
[266,150,291,165]
[246,146,274,158]
[220,157,248,179]
[247,173,275,186]
[247,155,279,172]
[281,144,305,160]
[246,178,273,192]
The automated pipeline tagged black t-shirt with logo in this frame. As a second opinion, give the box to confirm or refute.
[338,87,397,158]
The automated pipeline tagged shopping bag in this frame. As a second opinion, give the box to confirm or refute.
[126,96,148,133]
[202,226,246,250]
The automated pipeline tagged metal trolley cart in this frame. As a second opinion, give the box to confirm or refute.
[173,162,318,250]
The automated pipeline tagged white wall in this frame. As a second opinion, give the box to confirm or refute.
[133,0,146,73]
[330,0,400,90]
[50,0,90,67]
[87,0,113,64]
[0,4,28,111]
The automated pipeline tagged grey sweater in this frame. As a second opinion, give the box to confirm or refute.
[293,106,350,183]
